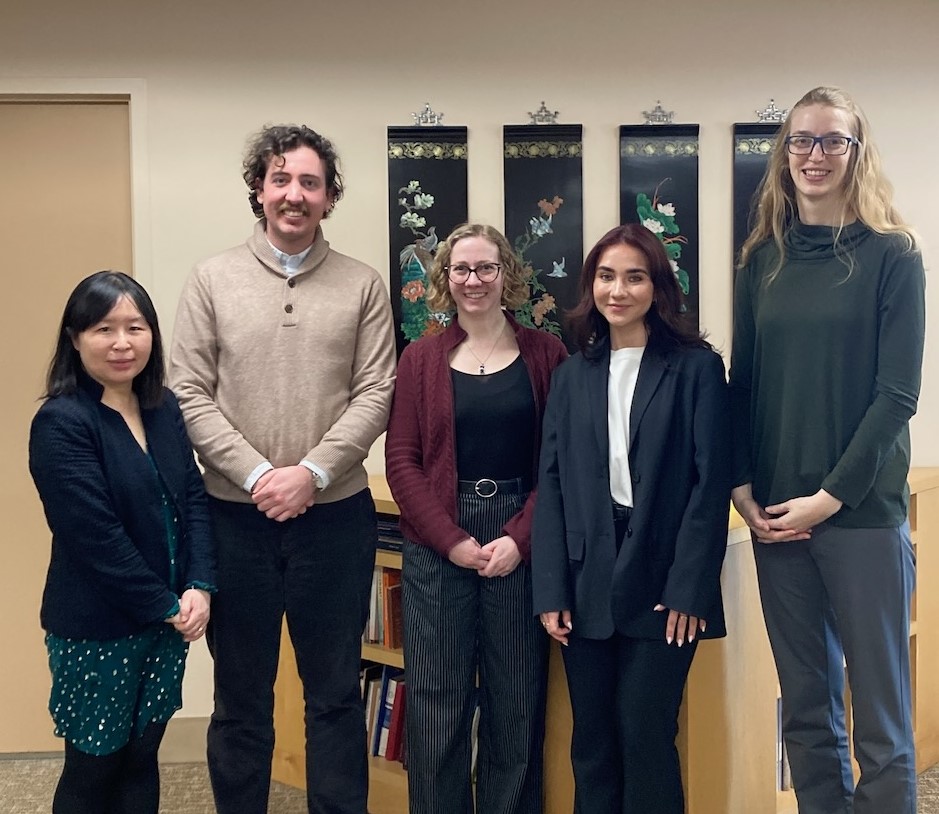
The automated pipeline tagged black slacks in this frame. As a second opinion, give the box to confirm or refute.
[205,490,377,814]
[561,631,696,814]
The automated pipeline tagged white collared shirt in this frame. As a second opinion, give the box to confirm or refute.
[268,240,314,276]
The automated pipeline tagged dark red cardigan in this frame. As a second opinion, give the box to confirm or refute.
[385,314,567,562]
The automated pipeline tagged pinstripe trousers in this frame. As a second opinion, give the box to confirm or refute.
[402,489,548,814]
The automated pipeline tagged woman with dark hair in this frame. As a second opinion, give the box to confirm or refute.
[29,271,216,814]
[532,223,730,813]
[386,223,567,813]
[731,87,924,813]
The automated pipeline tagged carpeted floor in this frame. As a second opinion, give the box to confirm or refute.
[1,756,938,812]
[0,758,306,814]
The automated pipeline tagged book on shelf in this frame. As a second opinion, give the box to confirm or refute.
[360,661,383,697]
[365,566,382,644]
[377,517,404,549]
[364,566,403,650]
[377,516,403,535]
[470,699,480,781]
[378,532,404,554]
[361,662,384,750]
[371,665,404,757]
[385,678,407,762]
[377,513,404,553]
[382,570,403,650]
[399,707,409,770]
[365,675,383,751]
[377,672,403,758]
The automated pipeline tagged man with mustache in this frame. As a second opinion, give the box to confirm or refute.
[170,125,396,814]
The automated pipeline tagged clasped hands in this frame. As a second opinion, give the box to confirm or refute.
[731,483,842,544]
[252,465,317,522]
[448,535,521,578]
[165,587,211,642]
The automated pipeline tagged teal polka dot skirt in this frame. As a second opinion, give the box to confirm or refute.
[46,624,188,755]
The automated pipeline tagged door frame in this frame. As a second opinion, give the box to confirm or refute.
[0,78,152,289]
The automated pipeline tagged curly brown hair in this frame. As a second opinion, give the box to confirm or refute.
[425,224,530,314]
[242,125,344,218]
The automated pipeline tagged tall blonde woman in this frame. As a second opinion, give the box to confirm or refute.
[730,87,925,814]
[386,224,566,813]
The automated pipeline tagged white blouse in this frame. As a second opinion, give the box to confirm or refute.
[608,346,645,507]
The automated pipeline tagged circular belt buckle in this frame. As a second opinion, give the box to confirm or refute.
[474,478,498,498]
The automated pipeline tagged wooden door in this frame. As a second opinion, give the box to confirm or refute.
[0,99,132,752]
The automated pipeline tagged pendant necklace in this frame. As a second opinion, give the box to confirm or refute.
[466,323,505,375]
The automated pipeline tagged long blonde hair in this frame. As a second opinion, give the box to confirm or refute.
[738,86,917,278]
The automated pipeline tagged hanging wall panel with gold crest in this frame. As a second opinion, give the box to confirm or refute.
[732,123,780,266]
[619,124,700,329]
[503,124,583,351]
[388,126,468,353]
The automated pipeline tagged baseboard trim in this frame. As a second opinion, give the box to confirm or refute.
[160,716,208,764]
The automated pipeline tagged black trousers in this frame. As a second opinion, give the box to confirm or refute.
[205,491,377,814]
[561,632,696,814]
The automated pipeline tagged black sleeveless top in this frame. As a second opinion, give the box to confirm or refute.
[451,355,535,481]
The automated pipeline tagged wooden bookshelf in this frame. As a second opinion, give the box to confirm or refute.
[367,547,405,667]
[272,469,939,814]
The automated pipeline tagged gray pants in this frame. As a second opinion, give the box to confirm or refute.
[754,522,916,814]
[401,489,547,814]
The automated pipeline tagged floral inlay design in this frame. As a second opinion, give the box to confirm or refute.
[637,181,690,302]
[397,181,449,342]
[398,184,568,342]
[510,196,565,337]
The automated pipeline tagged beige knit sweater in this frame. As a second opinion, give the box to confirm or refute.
[169,222,396,505]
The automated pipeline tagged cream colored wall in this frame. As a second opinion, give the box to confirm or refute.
[3,0,937,723]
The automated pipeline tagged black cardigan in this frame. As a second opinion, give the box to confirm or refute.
[29,374,216,639]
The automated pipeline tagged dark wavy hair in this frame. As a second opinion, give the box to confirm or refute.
[44,271,165,408]
[567,223,709,356]
[242,124,344,218]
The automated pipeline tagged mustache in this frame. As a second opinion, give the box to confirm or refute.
[277,203,309,215]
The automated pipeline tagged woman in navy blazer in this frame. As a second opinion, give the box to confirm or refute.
[532,224,731,813]
[29,272,215,814]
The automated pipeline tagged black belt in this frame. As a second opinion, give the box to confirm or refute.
[458,477,531,498]
[611,501,632,521]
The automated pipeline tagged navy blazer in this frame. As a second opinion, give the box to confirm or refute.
[532,339,731,640]
[29,373,216,639]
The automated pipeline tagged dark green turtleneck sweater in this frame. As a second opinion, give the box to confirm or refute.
[730,220,925,528]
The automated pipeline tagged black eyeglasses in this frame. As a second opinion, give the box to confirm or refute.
[784,134,860,156]
[445,263,503,284]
